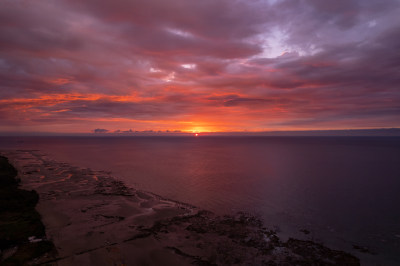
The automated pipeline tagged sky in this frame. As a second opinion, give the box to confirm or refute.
[1,0,399,134]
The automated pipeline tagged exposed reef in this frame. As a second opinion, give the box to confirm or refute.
[1,150,359,265]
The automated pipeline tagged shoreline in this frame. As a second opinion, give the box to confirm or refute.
[1,150,360,265]
[0,155,56,264]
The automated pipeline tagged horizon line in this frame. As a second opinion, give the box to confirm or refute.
[1,128,400,137]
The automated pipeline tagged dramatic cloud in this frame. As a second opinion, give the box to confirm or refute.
[0,0,399,133]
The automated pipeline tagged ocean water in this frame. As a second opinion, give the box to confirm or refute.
[1,136,400,265]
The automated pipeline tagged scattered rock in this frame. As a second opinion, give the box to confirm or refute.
[300,229,311,235]
[353,245,375,254]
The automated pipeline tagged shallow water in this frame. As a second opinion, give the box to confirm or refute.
[1,136,400,265]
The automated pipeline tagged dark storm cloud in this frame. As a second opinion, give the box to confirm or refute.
[67,0,270,40]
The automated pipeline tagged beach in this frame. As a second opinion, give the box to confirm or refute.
[0,149,361,265]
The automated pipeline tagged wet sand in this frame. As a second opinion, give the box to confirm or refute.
[1,150,360,265]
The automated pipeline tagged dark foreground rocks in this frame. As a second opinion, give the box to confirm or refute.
[136,210,360,265]
[0,156,56,265]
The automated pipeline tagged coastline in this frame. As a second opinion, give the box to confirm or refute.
[0,155,56,264]
[1,150,360,265]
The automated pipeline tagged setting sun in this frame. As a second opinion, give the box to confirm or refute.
[1,0,399,265]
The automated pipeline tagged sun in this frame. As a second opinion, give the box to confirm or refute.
[195,133,199,137]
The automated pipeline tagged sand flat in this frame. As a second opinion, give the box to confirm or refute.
[3,150,195,265]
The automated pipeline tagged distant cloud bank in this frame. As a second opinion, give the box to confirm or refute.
[93,128,109,134]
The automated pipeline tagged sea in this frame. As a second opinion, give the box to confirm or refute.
[1,136,399,265]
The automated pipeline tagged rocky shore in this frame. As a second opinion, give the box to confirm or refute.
[1,150,360,265]
[0,155,56,265]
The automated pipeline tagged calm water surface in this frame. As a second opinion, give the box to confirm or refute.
[1,136,400,265]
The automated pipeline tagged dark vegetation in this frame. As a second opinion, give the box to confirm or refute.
[0,156,55,265]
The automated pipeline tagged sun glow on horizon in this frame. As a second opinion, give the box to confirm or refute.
[1,0,399,134]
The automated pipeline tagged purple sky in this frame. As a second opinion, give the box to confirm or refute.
[1,0,399,133]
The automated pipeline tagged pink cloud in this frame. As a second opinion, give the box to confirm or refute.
[0,0,399,133]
